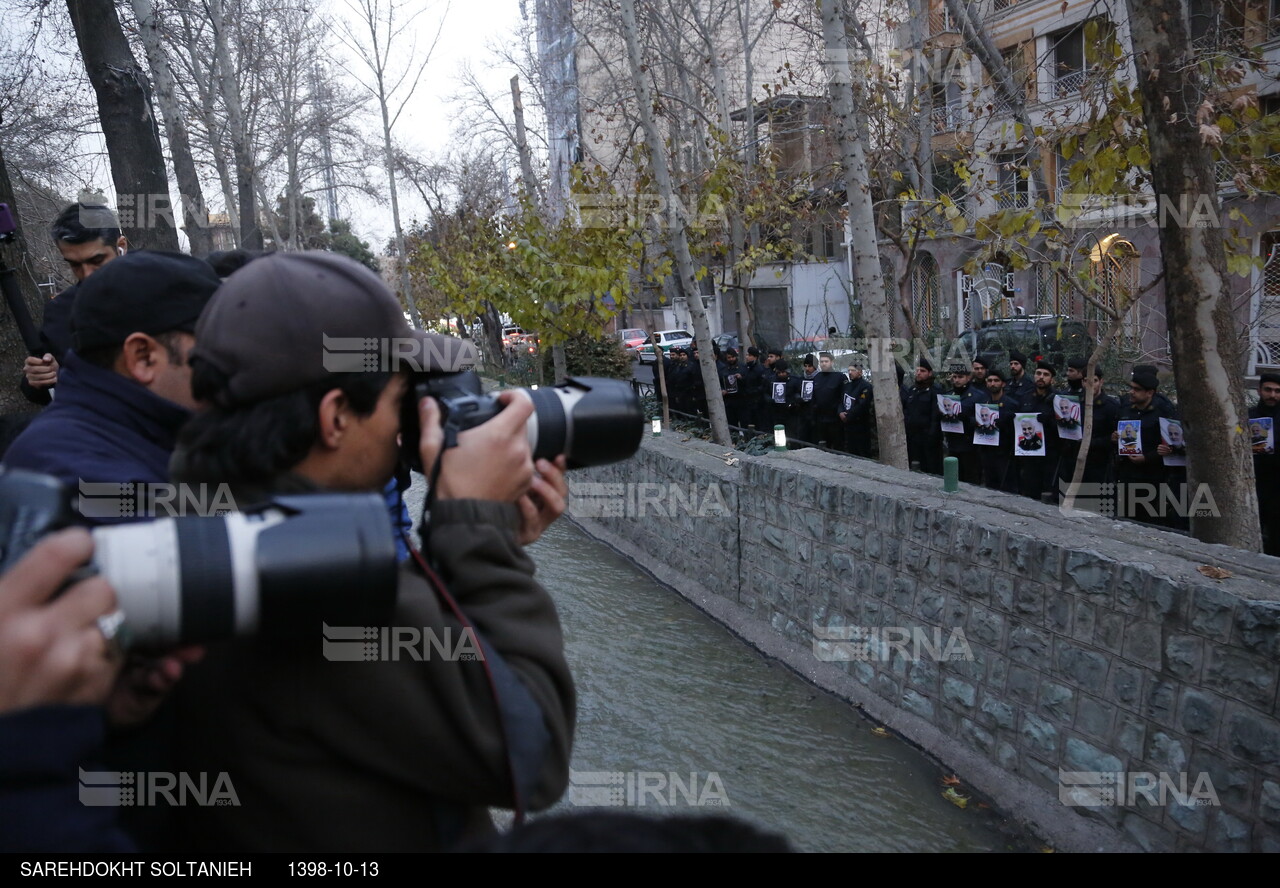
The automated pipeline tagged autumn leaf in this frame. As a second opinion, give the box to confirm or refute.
[871,726,890,737]
[1197,565,1233,580]
[942,787,970,808]
[1199,124,1224,146]
[941,775,961,786]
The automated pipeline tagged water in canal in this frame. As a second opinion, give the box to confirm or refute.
[526,519,1034,853]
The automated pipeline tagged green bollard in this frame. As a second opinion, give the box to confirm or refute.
[773,424,787,452]
[943,456,959,492]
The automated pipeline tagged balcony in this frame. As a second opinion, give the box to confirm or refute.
[931,103,963,132]
[1054,69,1088,98]
[995,191,1030,210]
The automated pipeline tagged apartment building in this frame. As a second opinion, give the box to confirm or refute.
[894,0,1280,373]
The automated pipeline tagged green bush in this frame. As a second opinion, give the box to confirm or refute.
[564,334,634,379]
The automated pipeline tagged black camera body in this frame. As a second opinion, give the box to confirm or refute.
[0,468,398,650]
[399,370,643,473]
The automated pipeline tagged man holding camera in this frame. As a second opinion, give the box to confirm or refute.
[165,252,575,852]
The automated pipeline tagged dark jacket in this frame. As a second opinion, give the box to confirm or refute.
[901,381,942,436]
[2,351,190,520]
[1116,397,1174,484]
[1250,401,1280,517]
[0,706,135,852]
[938,383,981,454]
[812,371,845,420]
[841,377,873,423]
[19,284,78,406]
[975,390,1022,454]
[167,474,576,853]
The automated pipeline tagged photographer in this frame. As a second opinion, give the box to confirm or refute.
[165,252,575,852]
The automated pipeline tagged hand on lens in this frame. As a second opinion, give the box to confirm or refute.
[0,529,122,714]
[516,456,569,546]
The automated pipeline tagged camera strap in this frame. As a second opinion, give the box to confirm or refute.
[407,542,527,827]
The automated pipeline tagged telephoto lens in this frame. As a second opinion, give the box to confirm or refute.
[400,371,644,471]
[0,469,400,651]
[91,493,399,649]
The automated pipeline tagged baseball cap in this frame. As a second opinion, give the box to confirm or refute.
[71,250,220,353]
[1131,371,1159,391]
[192,251,475,406]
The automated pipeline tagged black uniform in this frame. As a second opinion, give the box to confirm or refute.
[840,376,874,456]
[1250,401,1280,554]
[938,382,982,484]
[975,390,1022,492]
[739,357,767,431]
[902,380,943,474]
[812,370,846,447]
[1115,397,1176,526]
[1017,386,1063,501]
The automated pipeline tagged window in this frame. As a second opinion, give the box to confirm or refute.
[910,252,942,333]
[932,155,965,203]
[1255,232,1280,370]
[1049,18,1113,98]
[995,153,1029,209]
[931,82,964,132]
[994,44,1030,115]
[1089,235,1140,345]
[1055,145,1076,202]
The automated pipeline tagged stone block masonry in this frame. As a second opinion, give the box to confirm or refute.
[569,435,1280,852]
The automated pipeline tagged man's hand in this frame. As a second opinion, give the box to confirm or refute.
[22,354,59,390]
[418,391,535,503]
[0,529,121,714]
[516,457,568,546]
[1128,453,1147,464]
[106,646,205,729]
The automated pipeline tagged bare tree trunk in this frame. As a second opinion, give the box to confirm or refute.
[1123,0,1260,550]
[130,0,211,255]
[620,0,729,445]
[208,0,261,251]
[0,136,45,416]
[66,0,178,252]
[821,0,907,469]
[511,74,567,383]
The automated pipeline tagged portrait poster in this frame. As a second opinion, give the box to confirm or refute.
[1014,413,1045,457]
[1250,416,1274,455]
[1117,420,1142,456]
[938,394,964,435]
[1159,418,1187,467]
[1054,395,1083,441]
[973,404,1000,447]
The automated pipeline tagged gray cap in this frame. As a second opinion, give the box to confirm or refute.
[192,251,474,406]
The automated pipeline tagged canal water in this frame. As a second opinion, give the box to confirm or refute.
[527,519,1034,853]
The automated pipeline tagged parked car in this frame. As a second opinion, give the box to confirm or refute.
[782,337,865,366]
[615,327,650,357]
[712,332,741,353]
[637,329,694,364]
[957,316,1094,368]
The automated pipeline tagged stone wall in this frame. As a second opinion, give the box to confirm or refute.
[568,436,1280,852]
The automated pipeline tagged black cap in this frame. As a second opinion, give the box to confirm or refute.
[985,368,1006,382]
[725,347,738,358]
[1260,372,1280,387]
[774,360,790,373]
[803,353,815,367]
[972,355,990,370]
[747,346,760,357]
[1009,350,1028,365]
[1036,360,1057,375]
[1067,357,1087,371]
[917,356,933,372]
[71,250,221,353]
[193,252,473,406]
[1131,371,1159,391]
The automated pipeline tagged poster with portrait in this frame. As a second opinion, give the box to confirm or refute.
[1014,413,1045,457]
[937,394,964,435]
[1117,420,1142,456]
[1054,394,1083,441]
[1250,416,1274,454]
[1159,418,1187,467]
[973,404,1001,447]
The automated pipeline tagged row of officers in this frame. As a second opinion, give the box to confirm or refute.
[652,344,1280,553]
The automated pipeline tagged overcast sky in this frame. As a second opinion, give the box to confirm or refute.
[346,0,524,249]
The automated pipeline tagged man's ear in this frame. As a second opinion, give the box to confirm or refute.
[118,333,158,385]
[315,389,350,449]
[116,235,128,256]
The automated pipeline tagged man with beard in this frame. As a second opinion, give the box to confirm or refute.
[812,352,846,448]
[975,369,1021,492]
[939,364,981,484]
[839,361,874,457]
[1007,350,1033,404]
[1017,362,1062,502]
[901,357,942,474]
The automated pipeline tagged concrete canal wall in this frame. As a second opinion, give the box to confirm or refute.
[567,436,1280,853]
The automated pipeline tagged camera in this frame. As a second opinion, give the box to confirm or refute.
[399,371,643,472]
[0,468,398,649]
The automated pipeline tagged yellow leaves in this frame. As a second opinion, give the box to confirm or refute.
[1197,565,1233,580]
[942,787,970,808]
[870,726,890,738]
